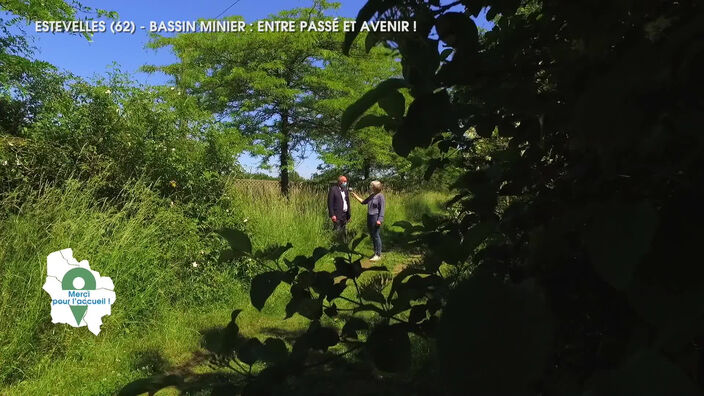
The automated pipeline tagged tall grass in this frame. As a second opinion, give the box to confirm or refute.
[228,181,331,258]
[0,179,239,387]
[0,178,449,394]
[228,180,447,260]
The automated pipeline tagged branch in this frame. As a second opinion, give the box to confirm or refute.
[433,1,463,14]
[352,278,363,304]
[337,295,363,306]
[302,344,364,369]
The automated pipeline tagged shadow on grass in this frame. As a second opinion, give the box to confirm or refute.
[257,326,305,341]
[117,328,244,395]
[347,227,424,260]
[130,348,169,374]
[201,326,230,355]
[116,322,420,396]
[116,372,240,396]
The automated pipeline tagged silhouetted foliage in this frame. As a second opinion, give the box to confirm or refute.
[341,0,703,394]
[205,228,444,395]
[127,0,704,394]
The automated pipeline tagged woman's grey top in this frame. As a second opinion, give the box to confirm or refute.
[362,193,385,222]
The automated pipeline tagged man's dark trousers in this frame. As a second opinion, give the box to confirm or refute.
[332,218,347,235]
[328,184,351,242]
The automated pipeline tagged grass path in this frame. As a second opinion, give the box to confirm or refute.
[4,239,421,395]
[144,244,419,395]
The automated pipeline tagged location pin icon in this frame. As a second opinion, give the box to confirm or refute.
[61,267,97,326]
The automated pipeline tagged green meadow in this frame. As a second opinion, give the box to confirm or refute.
[0,179,447,395]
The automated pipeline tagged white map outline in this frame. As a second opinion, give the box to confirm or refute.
[42,248,116,335]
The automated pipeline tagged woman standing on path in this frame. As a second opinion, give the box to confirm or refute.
[351,180,385,261]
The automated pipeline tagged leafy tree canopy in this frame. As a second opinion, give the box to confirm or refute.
[145,0,400,195]
[0,0,116,92]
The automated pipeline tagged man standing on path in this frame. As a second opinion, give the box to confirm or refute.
[328,175,351,241]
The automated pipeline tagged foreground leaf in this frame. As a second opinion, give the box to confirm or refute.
[586,201,658,290]
[237,338,263,366]
[250,271,285,311]
[342,0,394,55]
[256,243,293,261]
[259,338,288,364]
[586,349,699,395]
[341,78,409,133]
[218,228,252,255]
[393,91,454,156]
[341,317,369,340]
[438,275,553,393]
[366,324,411,372]
[378,90,405,118]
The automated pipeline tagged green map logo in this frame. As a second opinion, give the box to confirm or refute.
[61,267,97,325]
[42,249,116,335]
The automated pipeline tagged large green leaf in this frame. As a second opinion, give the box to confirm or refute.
[311,247,329,263]
[360,288,386,304]
[392,220,413,230]
[460,221,495,254]
[438,276,553,393]
[311,271,333,295]
[284,247,328,271]
[323,303,338,318]
[366,324,411,372]
[439,48,454,61]
[341,317,369,339]
[423,158,447,181]
[398,36,441,95]
[325,280,347,301]
[341,78,409,133]
[237,337,263,366]
[586,201,658,290]
[259,338,288,364]
[217,228,252,255]
[389,266,426,298]
[307,325,339,351]
[408,304,427,324]
[378,90,405,118]
[393,90,454,157]
[286,255,312,271]
[342,0,394,55]
[333,257,364,278]
[435,12,478,50]
[285,294,323,320]
[250,271,285,311]
[255,242,293,261]
[354,114,393,130]
[364,30,393,53]
[586,349,700,395]
[218,248,236,263]
[361,265,387,274]
[294,321,340,354]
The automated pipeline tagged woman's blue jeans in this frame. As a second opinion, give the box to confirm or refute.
[367,214,382,256]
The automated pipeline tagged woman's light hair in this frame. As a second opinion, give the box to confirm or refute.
[370,180,383,192]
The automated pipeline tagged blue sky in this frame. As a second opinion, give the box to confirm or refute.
[12,0,489,178]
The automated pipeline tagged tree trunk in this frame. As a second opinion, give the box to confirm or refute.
[279,110,290,197]
[363,158,371,180]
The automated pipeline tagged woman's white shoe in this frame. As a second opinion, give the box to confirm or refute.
[369,255,381,261]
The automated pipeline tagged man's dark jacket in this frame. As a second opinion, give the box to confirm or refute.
[328,185,351,221]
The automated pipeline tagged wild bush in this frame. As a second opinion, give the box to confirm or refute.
[1,71,243,205]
